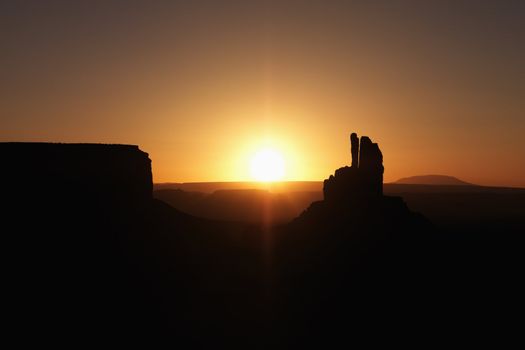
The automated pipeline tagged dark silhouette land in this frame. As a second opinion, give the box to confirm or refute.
[395,174,475,186]
[3,136,524,346]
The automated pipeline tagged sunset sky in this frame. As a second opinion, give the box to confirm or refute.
[1,0,524,187]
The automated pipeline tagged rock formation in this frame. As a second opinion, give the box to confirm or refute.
[2,142,159,340]
[358,136,384,195]
[350,132,359,168]
[1,143,153,206]
[323,132,384,202]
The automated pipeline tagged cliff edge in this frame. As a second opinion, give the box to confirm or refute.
[1,142,153,205]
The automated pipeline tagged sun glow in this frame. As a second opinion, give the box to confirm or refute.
[250,148,285,182]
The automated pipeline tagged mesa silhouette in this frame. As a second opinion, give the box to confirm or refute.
[395,174,474,186]
[3,138,523,346]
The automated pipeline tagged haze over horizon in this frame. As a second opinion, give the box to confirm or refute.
[1,1,524,187]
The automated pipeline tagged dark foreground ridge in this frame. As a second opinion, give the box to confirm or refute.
[3,140,524,347]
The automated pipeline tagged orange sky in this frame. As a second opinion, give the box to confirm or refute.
[1,1,524,187]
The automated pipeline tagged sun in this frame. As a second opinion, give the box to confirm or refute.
[250,148,285,182]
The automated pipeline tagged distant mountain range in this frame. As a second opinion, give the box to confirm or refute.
[154,175,476,193]
[393,175,474,186]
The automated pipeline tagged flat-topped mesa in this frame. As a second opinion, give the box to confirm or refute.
[323,133,384,202]
[1,143,153,206]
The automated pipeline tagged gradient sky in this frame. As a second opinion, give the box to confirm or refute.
[1,0,524,186]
